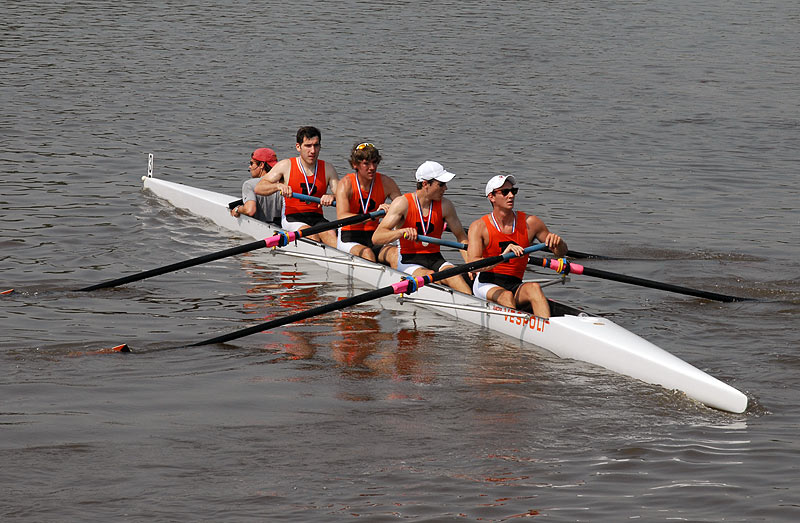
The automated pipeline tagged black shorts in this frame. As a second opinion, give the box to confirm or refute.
[399,252,449,272]
[340,229,386,259]
[285,212,328,227]
[477,272,524,295]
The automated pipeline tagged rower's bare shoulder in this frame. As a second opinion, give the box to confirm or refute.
[269,158,292,181]
[337,173,353,191]
[525,213,547,231]
[272,157,292,170]
[380,173,402,197]
[469,215,487,231]
[468,216,489,240]
[388,194,409,213]
[324,160,339,179]
[440,197,459,215]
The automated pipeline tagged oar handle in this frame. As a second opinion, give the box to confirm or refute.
[411,234,467,250]
[291,193,336,207]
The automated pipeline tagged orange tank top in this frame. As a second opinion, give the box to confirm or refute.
[341,172,387,232]
[481,211,530,279]
[398,193,443,255]
[283,158,328,215]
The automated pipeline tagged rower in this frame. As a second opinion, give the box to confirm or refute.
[466,175,567,318]
[255,126,340,247]
[372,160,472,294]
[335,142,402,266]
[230,147,282,225]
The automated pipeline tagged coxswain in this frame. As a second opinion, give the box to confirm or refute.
[230,147,282,225]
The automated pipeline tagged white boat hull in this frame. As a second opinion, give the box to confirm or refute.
[141,174,748,414]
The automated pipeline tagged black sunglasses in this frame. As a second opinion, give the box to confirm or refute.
[493,187,518,196]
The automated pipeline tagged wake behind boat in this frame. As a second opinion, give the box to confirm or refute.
[140,161,748,414]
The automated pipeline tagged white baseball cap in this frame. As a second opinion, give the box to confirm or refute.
[485,175,517,196]
[415,161,456,183]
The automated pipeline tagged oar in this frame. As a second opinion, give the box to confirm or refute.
[230,193,334,208]
[78,209,384,292]
[417,233,612,264]
[413,234,467,250]
[564,249,616,260]
[140,242,550,350]
[292,193,336,206]
[446,224,612,260]
[533,257,753,303]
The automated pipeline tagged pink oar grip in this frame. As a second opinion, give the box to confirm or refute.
[544,258,584,275]
[263,231,298,248]
[392,280,411,293]
[391,276,427,294]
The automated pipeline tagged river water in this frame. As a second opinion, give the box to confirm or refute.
[2,1,799,521]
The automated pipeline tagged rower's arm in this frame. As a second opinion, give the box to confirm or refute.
[528,215,568,257]
[320,163,339,206]
[371,197,410,245]
[231,180,258,218]
[466,218,492,269]
[375,174,402,214]
[254,159,290,196]
[334,177,355,220]
[382,175,402,201]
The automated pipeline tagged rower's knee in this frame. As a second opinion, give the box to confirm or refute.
[355,245,377,262]
[516,282,550,317]
[320,230,338,247]
[378,246,398,268]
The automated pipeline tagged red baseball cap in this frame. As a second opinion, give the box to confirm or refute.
[252,148,278,167]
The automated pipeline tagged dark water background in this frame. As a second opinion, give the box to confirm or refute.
[2,1,799,520]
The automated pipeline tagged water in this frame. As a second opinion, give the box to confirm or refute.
[2,1,799,520]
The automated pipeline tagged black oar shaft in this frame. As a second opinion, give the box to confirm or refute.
[186,243,548,348]
[580,266,750,302]
[189,286,396,347]
[535,257,752,303]
[78,240,267,291]
[78,209,384,292]
[564,249,614,260]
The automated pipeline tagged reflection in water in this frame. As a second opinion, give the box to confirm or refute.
[331,308,385,368]
[239,256,322,360]
[331,308,438,402]
[238,254,438,393]
[330,309,435,383]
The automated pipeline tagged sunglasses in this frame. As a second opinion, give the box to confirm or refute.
[249,159,259,166]
[493,187,519,196]
[355,142,374,151]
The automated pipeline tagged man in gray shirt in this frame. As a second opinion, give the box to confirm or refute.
[230,148,282,225]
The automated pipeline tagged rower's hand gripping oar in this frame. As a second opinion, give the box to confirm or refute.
[446,224,612,260]
[173,242,550,349]
[229,193,334,211]
[78,208,383,291]
[291,193,336,206]
[534,257,753,303]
